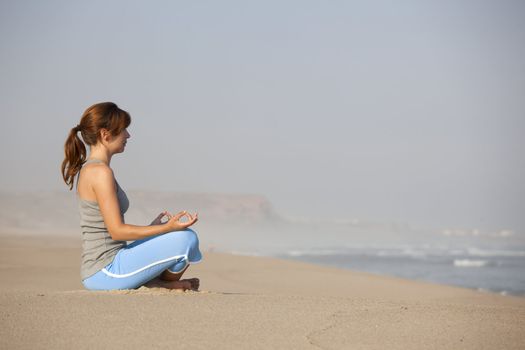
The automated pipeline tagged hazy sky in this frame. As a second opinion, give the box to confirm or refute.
[1,0,524,232]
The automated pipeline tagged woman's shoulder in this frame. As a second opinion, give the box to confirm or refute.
[78,163,115,197]
[81,161,113,176]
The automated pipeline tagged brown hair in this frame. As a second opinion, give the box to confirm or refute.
[61,102,131,190]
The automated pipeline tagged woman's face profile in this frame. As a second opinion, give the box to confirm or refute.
[109,128,130,154]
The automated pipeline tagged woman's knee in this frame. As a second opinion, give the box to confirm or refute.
[162,229,202,265]
[166,229,199,248]
[182,228,199,248]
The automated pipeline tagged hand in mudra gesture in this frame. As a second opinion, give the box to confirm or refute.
[151,210,198,230]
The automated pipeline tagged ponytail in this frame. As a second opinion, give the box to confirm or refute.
[61,125,86,190]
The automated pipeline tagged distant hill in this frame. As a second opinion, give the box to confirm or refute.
[0,191,283,232]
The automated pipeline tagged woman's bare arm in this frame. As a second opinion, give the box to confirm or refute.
[92,166,197,241]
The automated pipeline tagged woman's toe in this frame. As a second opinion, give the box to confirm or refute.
[190,278,199,290]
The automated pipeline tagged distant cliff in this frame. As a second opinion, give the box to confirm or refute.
[0,191,283,232]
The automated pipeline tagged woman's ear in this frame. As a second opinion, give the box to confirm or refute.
[99,128,111,143]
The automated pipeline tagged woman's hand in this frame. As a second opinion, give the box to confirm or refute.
[150,211,172,226]
[166,210,199,231]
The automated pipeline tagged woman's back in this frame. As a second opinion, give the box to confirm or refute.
[77,159,129,280]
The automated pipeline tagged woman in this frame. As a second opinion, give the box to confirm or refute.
[61,102,202,291]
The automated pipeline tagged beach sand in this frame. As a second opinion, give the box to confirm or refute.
[1,233,524,349]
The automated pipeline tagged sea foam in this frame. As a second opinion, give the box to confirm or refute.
[453,259,488,267]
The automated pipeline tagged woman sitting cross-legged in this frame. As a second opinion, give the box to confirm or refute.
[61,101,202,291]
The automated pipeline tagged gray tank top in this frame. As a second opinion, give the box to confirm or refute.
[77,159,129,280]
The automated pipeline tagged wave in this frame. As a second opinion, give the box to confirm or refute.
[286,249,342,257]
[466,247,525,257]
[228,251,263,257]
[283,246,525,260]
[453,259,489,267]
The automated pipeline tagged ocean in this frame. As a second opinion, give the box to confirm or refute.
[277,241,525,296]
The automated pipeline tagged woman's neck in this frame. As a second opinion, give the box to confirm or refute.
[88,146,112,166]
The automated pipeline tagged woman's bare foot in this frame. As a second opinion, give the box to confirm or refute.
[147,266,199,290]
[160,266,188,282]
[181,278,199,290]
[144,277,199,291]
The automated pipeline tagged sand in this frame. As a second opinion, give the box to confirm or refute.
[1,233,524,349]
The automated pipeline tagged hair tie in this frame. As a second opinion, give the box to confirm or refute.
[73,124,81,132]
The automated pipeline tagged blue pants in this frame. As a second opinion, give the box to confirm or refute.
[82,229,202,290]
